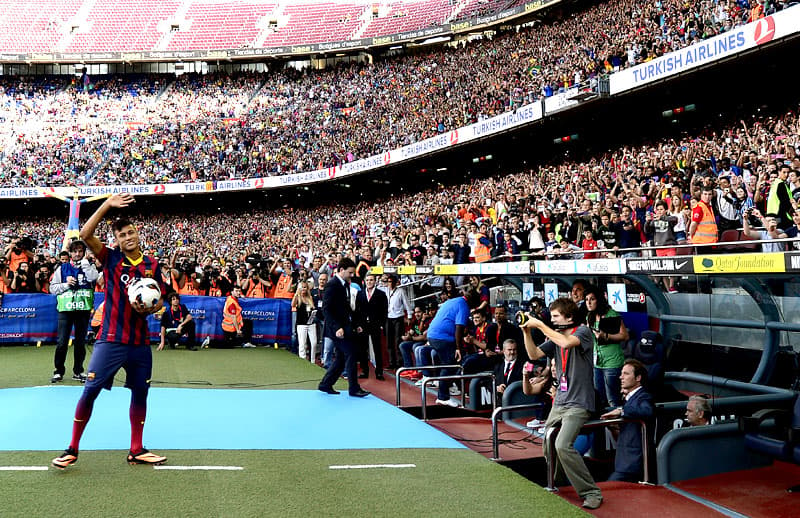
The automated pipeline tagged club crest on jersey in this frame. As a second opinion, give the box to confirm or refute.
[144,269,154,278]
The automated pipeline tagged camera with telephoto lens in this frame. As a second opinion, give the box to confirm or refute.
[515,311,529,326]
[17,236,38,251]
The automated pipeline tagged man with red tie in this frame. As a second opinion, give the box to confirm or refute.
[493,339,524,396]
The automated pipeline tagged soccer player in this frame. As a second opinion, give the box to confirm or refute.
[52,193,168,469]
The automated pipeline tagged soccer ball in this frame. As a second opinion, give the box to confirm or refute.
[128,278,161,309]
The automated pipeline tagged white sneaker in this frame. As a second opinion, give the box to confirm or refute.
[242,342,256,348]
[449,386,461,396]
[526,419,545,429]
[436,398,459,408]
[201,337,211,349]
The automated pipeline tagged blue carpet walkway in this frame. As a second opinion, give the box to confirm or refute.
[0,386,465,451]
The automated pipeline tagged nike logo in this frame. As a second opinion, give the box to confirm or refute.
[675,261,688,269]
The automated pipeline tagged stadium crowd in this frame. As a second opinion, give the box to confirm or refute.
[3,98,800,296]
[1,0,789,187]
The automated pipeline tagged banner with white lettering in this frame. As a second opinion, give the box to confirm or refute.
[0,294,291,345]
[609,5,800,95]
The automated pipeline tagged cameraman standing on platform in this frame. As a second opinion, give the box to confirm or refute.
[50,240,99,383]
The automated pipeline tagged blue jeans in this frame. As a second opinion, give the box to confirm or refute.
[594,366,622,408]
[414,345,438,377]
[322,337,334,369]
[399,340,423,367]
[427,338,456,401]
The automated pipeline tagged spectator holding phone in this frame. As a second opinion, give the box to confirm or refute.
[585,285,628,409]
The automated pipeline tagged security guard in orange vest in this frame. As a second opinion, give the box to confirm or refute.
[473,224,492,263]
[689,186,719,254]
[221,286,255,348]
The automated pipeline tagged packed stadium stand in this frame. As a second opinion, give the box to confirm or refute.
[2,3,800,518]
[3,0,784,190]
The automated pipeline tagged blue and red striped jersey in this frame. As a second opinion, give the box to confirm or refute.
[96,245,166,346]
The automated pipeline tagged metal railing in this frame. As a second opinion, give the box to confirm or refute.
[543,417,651,490]
[490,235,800,262]
[394,364,463,407]
[490,402,543,460]
[420,373,497,420]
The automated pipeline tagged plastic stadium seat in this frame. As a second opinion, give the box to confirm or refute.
[738,230,760,251]
[741,395,800,491]
[719,229,742,251]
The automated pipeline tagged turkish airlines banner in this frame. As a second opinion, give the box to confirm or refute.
[609,5,800,95]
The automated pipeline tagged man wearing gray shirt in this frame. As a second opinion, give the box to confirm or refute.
[382,274,413,368]
[521,297,602,510]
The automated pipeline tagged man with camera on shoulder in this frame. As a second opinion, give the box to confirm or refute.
[518,297,603,509]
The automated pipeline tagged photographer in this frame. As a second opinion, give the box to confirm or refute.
[35,263,53,293]
[10,261,37,293]
[269,257,295,299]
[0,259,10,294]
[4,236,35,273]
[242,260,270,298]
[49,240,99,383]
[200,264,231,297]
[168,248,197,295]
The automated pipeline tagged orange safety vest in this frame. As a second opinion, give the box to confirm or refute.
[90,302,104,328]
[207,282,223,297]
[8,250,28,272]
[272,273,293,299]
[246,280,267,298]
[474,232,491,263]
[222,295,243,333]
[178,280,200,296]
[692,201,718,244]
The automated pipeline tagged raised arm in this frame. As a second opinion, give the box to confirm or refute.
[80,193,135,256]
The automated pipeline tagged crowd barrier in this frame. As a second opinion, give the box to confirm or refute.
[0,293,292,345]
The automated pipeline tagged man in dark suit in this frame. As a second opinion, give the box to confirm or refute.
[318,258,369,398]
[601,358,654,482]
[355,273,388,380]
[493,338,524,398]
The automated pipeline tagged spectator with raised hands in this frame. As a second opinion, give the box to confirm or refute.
[742,208,788,253]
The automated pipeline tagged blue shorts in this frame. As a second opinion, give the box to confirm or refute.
[85,340,152,391]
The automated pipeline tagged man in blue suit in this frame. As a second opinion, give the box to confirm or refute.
[601,358,654,482]
[318,257,370,398]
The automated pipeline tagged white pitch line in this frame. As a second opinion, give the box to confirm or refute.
[329,464,416,470]
[0,466,49,471]
[153,466,244,471]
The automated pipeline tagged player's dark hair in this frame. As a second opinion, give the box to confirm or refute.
[112,218,135,235]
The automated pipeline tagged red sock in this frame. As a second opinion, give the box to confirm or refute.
[129,403,147,453]
[69,399,93,451]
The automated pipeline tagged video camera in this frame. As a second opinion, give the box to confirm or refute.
[15,236,38,251]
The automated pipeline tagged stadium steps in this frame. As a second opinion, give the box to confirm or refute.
[55,0,98,52]
[350,5,376,40]
[154,77,176,104]
[446,0,471,23]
